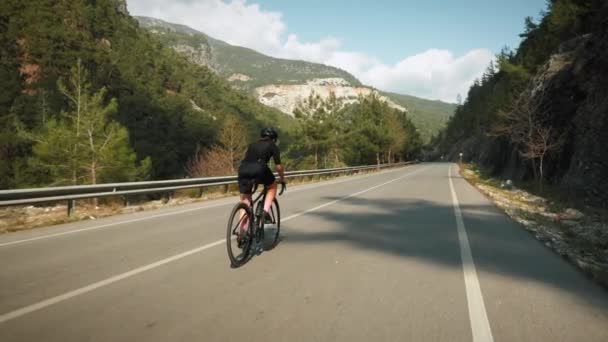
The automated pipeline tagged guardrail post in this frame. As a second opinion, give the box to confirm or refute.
[162,192,173,204]
[122,196,129,207]
[198,187,204,198]
[67,199,75,217]
[223,184,229,193]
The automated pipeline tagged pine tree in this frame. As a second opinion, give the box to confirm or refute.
[25,60,150,189]
[293,92,337,168]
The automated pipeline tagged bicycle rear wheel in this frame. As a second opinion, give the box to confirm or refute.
[226,203,252,267]
[263,198,281,250]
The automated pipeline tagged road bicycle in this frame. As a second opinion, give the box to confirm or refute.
[226,182,285,267]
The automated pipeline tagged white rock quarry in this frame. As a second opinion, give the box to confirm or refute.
[254,78,406,116]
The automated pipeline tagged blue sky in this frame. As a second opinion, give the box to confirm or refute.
[128,0,547,102]
[256,0,547,63]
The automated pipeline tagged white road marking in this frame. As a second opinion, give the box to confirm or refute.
[449,165,494,342]
[0,166,411,248]
[0,203,231,248]
[0,166,427,324]
[0,240,225,324]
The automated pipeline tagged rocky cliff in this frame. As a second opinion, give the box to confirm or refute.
[471,29,608,207]
[544,31,608,205]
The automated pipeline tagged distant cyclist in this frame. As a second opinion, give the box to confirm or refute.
[237,127,285,229]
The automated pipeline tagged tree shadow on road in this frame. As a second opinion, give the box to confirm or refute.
[282,195,608,314]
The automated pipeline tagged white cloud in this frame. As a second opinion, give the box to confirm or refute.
[280,35,341,63]
[357,49,495,102]
[127,0,494,102]
[128,0,286,54]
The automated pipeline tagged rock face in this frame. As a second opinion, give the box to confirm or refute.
[464,28,608,208]
[527,31,608,207]
[254,78,407,116]
[173,44,215,72]
[554,32,608,207]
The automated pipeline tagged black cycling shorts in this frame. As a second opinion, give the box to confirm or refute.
[237,162,276,194]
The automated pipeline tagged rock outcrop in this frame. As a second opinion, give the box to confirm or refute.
[255,78,406,116]
[173,44,215,72]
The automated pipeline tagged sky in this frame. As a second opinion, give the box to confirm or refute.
[127,0,547,103]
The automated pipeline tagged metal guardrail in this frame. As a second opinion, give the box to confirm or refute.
[0,162,414,214]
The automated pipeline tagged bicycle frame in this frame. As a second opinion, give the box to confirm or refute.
[251,184,267,207]
[248,182,285,209]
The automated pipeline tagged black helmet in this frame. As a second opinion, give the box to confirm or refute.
[260,127,278,141]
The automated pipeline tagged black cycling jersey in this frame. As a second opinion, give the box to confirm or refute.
[238,139,281,194]
[242,139,281,165]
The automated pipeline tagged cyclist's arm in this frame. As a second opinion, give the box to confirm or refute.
[272,143,285,182]
[276,164,285,182]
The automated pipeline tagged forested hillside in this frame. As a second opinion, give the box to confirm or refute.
[136,16,452,142]
[0,0,288,188]
[438,0,608,207]
[381,92,455,142]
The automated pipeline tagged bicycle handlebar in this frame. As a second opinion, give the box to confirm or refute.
[279,181,286,196]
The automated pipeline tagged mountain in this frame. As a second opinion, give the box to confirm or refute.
[135,16,455,141]
[0,0,290,187]
[381,92,456,142]
[135,16,361,90]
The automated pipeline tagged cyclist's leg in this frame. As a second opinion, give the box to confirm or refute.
[238,193,252,230]
[240,193,252,206]
[263,183,277,213]
[259,165,277,213]
[237,166,255,230]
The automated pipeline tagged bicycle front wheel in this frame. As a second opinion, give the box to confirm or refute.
[263,198,281,250]
[226,202,252,267]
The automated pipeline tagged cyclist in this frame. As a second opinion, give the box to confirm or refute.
[237,127,285,230]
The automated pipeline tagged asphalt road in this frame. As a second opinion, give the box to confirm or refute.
[0,163,607,341]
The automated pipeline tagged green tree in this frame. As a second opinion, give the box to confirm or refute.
[351,94,393,165]
[1,0,288,186]
[292,92,340,168]
[24,61,150,191]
